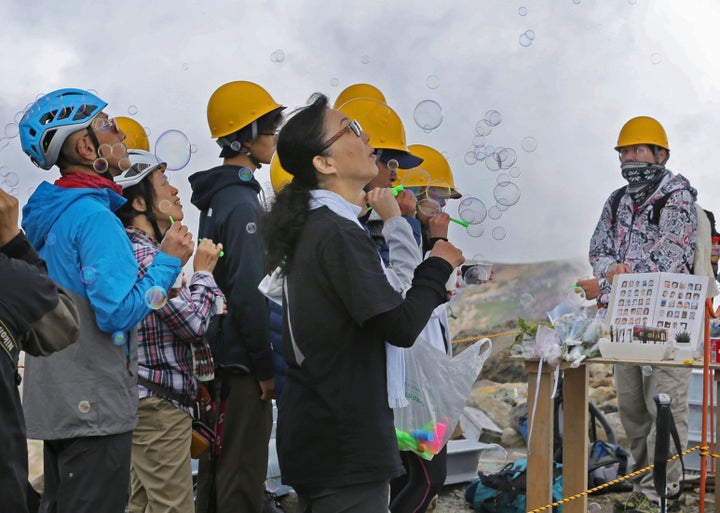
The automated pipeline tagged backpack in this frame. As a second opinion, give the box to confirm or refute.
[464,458,563,513]
[553,379,632,492]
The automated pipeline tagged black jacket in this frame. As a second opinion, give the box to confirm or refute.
[0,232,79,513]
[189,165,273,379]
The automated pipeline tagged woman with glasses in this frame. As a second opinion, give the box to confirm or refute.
[263,94,464,513]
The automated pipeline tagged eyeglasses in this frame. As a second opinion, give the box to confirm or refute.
[91,116,120,134]
[618,145,650,159]
[260,128,280,137]
[320,119,362,151]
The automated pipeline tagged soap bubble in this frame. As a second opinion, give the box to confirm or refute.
[112,331,127,346]
[466,223,485,238]
[477,444,508,474]
[464,151,478,165]
[426,75,440,89]
[510,167,522,178]
[155,129,192,171]
[458,197,487,225]
[330,77,339,87]
[127,105,138,115]
[145,286,168,310]
[521,136,538,152]
[519,6,528,16]
[650,52,662,64]
[413,100,443,131]
[484,110,503,127]
[488,206,502,220]
[238,167,253,182]
[494,182,521,207]
[519,29,536,47]
[565,285,587,307]
[4,123,19,138]
[492,226,507,240]
[270,49,286,63]
[474,121,492,136]
[80,266,98,285]
[520,293,534,308]
[361,54,370,64]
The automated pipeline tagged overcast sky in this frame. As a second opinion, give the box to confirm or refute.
[1,0,719,264]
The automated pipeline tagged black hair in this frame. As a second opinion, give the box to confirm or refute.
[218,107,284,160]
[263,93,329,274]
[115,167,165,242]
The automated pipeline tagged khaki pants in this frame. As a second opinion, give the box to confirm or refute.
[128,396,194,513]
[615,364,690,500]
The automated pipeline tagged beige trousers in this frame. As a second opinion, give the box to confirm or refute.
[128,396,194,513]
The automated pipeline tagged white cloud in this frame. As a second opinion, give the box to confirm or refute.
[1,0,719,264]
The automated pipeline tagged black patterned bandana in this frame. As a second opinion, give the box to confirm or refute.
[621,162,667,205]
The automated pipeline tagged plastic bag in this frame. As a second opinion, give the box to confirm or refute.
[393,337,492,459]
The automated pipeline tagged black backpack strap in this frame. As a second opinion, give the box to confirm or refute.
[649,192,673,226]
[609,186,628,225]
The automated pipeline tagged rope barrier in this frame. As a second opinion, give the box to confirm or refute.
[452,329,522,345]
[525,446,704,513]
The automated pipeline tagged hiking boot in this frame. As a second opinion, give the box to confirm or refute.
[613,492,654,513]
[666,498,683,513]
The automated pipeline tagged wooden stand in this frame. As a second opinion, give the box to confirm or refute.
[524,358,717,513]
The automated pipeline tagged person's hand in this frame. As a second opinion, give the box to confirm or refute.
[429,239,465,268]
[395,190,417,218]
[367,187,401,221]
[576,278,601,300]
[194,238,223,273]
[259,377,275,401]
[428,213,450,239]
[159,222,195,266]
[606,262,632,284]
[0,188,20,246]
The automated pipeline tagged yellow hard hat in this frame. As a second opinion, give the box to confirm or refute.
[269,152,293,194]
[115,116,149,151]
[337,98,408,153]
[207,81,283,139]
[615,116,669,151]
[333,83,386,110]
[404,144,461,199]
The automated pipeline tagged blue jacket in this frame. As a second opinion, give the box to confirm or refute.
[21,181,181,439]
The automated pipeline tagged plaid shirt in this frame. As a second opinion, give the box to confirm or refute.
[127,227,224,415]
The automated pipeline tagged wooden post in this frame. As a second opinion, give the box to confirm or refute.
[525,360,555,511]
[563,364,589,513]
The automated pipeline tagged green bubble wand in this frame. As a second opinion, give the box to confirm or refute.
[169,216,225,257]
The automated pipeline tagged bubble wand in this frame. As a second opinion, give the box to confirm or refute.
[366,184,405,212]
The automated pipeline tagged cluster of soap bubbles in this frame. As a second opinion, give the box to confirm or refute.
[459,109,531,241]
[0,166,20,196]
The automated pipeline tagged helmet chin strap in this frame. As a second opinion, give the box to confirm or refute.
[60,124,114,179]
[245,147,262,169]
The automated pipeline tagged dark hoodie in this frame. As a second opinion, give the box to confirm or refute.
[189,165,273,378]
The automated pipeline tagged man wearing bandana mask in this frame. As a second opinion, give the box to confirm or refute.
[581,116,697,513]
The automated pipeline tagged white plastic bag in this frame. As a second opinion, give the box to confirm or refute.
[393,337,492,459]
